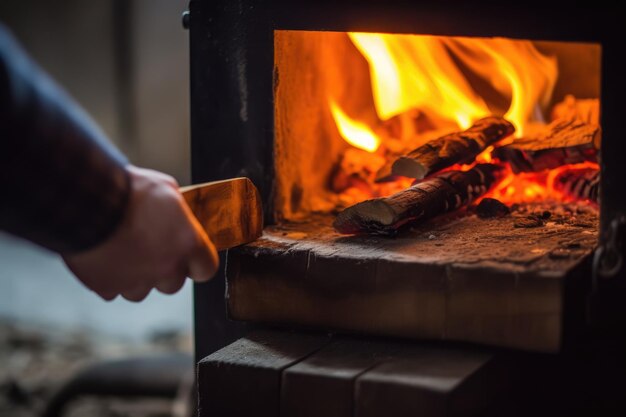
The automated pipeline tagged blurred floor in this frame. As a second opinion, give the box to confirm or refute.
[0,234,194,417]
[0,315,193,417]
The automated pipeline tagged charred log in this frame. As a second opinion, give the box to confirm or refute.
[476,198,510,218]
[390,117,515,180]
[553,167,600,203]
[493,119,600,173]
[334,164,504,235]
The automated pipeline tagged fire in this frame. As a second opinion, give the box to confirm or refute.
[326,31,596,208]
[347,33,557,136]
[443,38,558,136]
[329,99,381,152]
[330,33,557,154]
[485,161,600,204]
[348,33,490,129]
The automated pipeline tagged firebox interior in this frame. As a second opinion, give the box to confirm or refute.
[225,30,603,352]
[273,30,601,220]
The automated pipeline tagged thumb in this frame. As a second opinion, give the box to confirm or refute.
[179,194,219,282]
[188,229,219,282]
[186,217,220,282]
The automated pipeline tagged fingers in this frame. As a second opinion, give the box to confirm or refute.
[98,290,119,302]
[121,286,153,302]
[98,276,185,300]
[178,196,220,282]
[127,165,179,190]
[64,260,120,301]
[64,166,219,302]
[188,236,219,282]
[155,270,187,295]
[187,221,219,282]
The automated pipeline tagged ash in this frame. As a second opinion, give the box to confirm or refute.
[259,200,598,274]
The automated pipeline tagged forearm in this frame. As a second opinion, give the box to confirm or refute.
[0,25,131,253]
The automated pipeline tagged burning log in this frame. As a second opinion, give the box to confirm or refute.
[333,164,504,235]
[553,167,600,203]
[390,117,515,180]
[374,125,465,183]
[493,118,600,173]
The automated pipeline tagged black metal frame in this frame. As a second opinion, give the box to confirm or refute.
[188,0,626,360]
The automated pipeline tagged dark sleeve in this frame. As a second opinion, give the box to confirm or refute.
[0,25,131,254]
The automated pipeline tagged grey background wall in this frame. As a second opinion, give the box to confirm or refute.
[0,0,194,339]
[0,0,191,182]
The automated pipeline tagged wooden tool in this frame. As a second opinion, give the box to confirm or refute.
[180,177,263,251]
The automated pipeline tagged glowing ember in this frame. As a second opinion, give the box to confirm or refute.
[484,161,600,204]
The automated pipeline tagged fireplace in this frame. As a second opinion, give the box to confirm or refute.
[188,1,626,358]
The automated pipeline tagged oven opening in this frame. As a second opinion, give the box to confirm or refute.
[274,30,601,230]
[226,30,602,352]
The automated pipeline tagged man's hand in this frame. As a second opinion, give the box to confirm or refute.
[63,166,219,302]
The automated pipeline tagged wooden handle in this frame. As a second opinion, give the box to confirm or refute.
[180,177,263,251]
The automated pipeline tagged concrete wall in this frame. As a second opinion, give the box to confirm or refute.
[132,0,191,183]
[0,0,190,183]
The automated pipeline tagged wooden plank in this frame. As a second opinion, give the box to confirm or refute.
[227,207,597,352]
[445,266,563,351]
[227,245,448,345]
[180,177,263,251]
[355,347,508,417]
[196,330,329,417]
[281,338,402,417]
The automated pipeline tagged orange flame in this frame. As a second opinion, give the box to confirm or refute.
[443,38,558,136]
[349,33,490,129]
[327,32,596,207]
[329,99,381,152]
[345,33,557,136]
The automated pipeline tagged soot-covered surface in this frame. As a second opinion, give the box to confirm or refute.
[262,202,597,274]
